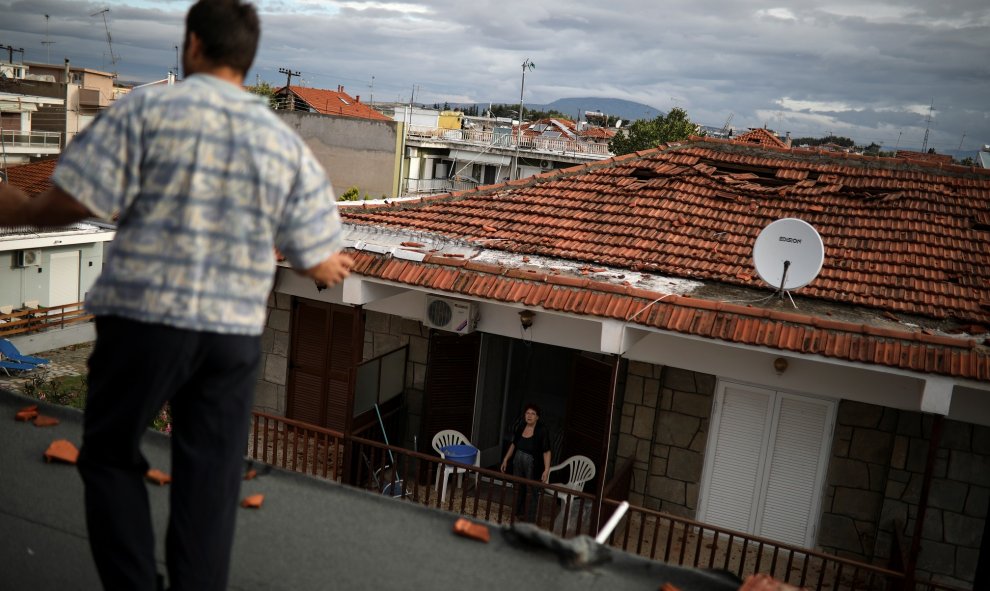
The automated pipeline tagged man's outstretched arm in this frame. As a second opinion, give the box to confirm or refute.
[0,183,93,228]
[303,251,355,289]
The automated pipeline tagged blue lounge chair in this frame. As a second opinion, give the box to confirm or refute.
[0,339,49,365]
[0,359,38,376]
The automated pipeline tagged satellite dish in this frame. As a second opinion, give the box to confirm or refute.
[753,218,824,291]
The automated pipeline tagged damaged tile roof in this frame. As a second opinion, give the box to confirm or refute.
[280,85,391,122]
[341,138,990,378]
[4,158,57,196]
[734,128,787,148]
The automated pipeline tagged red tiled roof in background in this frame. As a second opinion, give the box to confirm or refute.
[281,85,391,122]
[895,150,954,165]
[348,250,989,381]
[342,138,990,327]
[734,128,787,148]
[580,126,617,141]
[4,158,57,196]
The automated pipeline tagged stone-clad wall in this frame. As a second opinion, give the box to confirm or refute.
[819,400,988,588]
[818,401,898,560]
[617,363,715,518]
[254,292,293,415]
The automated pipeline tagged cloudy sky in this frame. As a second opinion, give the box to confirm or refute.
[1,0,988,153]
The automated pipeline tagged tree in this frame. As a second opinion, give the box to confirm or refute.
[246,81,278,109]
[607,107,699,155]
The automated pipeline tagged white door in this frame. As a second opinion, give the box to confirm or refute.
[698,382,836,548]
[49,251,80,307]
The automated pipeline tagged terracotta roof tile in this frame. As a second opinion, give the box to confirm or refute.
[5,158,57,196]
[280,85,391,122]
[346,249,988,380]
[344,139,990,327]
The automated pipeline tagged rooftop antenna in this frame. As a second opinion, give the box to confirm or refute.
[921,99,934,153]
[752,218,825,308]
[42,14,55,63]
[173,44,179,78]
[368,74,374,105]
[91,8,118,78]
[957,132,966,151]
[719,112,734,137]
[894,130,903,153]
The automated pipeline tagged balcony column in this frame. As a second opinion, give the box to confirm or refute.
[21,111,30,132]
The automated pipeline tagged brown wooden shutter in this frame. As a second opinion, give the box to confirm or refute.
[562,355,616,476]
[421,331,481,448]
[286,300,331,426]
[286,299,363,431]
[326,305,362,432]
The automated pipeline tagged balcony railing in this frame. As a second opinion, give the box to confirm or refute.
[404,177,480,194]
[406,125,612,158]
[0,130,62,150]
[0,302,92,338]
[246,411,968,591]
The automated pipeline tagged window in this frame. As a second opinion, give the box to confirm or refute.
[698,382,836,548]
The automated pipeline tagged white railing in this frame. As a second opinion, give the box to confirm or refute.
[405,177,479,194]
[0,130,62,149]
[406,125,612,158]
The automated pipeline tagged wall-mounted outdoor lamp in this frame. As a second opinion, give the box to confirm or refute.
[773,357,789,375]
[518,309,535,329]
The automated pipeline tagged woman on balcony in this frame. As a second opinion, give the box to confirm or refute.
[500,403,552,522]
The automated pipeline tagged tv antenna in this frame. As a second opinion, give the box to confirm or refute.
[752,218,825,308]
[91,8,118,78]
[921,99,934,153]
[42,14,55,63]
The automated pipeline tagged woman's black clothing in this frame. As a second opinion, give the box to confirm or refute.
[509,422,552,521]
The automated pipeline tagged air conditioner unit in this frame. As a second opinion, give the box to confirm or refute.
[423,295,478,334]
[540,160,553,170]
[16,249,42,267]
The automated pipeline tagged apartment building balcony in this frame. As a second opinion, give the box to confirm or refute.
[0,130,61,163]
[406,124,612,160]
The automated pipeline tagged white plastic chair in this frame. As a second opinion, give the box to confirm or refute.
[547,455,596,530]
[432,429,479,505]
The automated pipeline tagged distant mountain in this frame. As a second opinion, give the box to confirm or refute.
[533,97,664,123]
[449,97,663,123]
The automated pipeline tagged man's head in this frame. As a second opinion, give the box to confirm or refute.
[183,0,260,79]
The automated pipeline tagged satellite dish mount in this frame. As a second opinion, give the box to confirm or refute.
[752,218,825,308]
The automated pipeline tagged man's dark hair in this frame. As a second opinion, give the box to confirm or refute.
[186,0,260,76]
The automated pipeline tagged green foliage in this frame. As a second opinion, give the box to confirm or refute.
[956,156,975,166]
[607,107,699,155]
[22,371,88,409]
[246,81,278,108]
[339,186,361,201]
[791,135,856,148]
[21,368,172,433]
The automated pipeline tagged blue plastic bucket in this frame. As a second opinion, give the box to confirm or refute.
[442,444,478,466]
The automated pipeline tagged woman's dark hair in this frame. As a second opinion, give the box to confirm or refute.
[523,402,541,416]
[186,0,260,76]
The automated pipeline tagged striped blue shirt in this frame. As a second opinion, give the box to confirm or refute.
[53,74,343,335]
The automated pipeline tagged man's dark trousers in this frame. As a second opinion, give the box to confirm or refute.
[78,316,261,590]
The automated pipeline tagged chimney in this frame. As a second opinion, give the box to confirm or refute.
[355,95,360,103]
[64,58,70,84]
[785,131,792,148]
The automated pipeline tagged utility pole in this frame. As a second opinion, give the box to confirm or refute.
[279,67,300,110]
[173,45,179,79]
[512,58,535,180]
[368,75,375,105]
[279,67,300,89]
[1,44,25,65]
